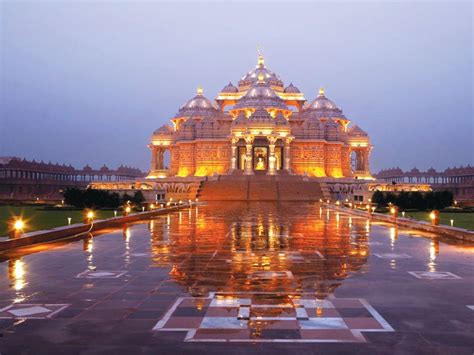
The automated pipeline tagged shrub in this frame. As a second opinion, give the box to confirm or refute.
[64,188,122,208]
[371,190,453,211]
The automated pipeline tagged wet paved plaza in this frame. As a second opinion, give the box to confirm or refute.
[0,202,473,354]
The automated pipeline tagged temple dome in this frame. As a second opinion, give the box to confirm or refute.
[238,54,284,88]
[175,86,218,118]
[303,88,346,119]
[221,82,238,93]
[153,124,173,136]
[348,125,367,136]
[234,77,287,110]
[284,83,300,94]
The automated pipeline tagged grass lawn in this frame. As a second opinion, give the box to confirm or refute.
[403,211,474,231]
[0,205,116,237]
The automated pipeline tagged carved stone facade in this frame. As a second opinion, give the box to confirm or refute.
[148,54,373,179]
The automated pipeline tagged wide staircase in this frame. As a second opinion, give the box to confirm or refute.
[197,174,325,202]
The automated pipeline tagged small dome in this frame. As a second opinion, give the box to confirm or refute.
[348,125,367,136]
[221,82,238,93]
[284,83,300,94]
[303,88,346,119]
[153,124,173,135]
[175,86,218,118]
[99,164,110,173]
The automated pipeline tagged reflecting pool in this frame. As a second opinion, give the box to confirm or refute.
[0,203,473,353]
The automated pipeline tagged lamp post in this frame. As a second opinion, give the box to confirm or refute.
[390,206,399,221]
[9,217,25,239]
[429,210,440,226]
[84,210,94,224]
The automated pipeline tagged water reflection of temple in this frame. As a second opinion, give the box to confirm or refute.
[148,203,369,299]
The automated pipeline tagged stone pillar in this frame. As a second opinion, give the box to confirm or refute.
[244,135,254,175]
[267,136,278,175]
[157,148,164,170]
[284,137,293,172]
[363,148,371,174]
[230,138,239,171]
[150,145,158,171]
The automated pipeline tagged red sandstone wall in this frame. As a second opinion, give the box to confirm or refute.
[290,141,326,177]
[195,141,231,176]
[176,143,195,177]
[341,147,353,177]
[325,143,344,178]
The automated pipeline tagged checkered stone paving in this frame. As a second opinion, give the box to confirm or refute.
[374,253,412,259]
[408,271,462,280]
[75,270,127,278]
[153,292,394,342]
[0,304,70,319]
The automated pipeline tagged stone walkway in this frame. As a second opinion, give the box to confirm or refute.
[0,202,473,354]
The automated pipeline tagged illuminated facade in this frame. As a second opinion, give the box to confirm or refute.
[148,54,372,179]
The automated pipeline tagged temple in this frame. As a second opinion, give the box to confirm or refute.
[147,54,372,179]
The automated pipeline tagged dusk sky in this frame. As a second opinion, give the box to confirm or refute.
[1,1,472,172]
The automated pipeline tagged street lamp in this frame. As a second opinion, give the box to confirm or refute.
[9,217,25,239]
[84,210,94,224]
[429,210,439,225]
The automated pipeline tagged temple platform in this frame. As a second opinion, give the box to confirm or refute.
[197,175,325,201]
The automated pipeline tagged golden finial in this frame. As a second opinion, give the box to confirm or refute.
[257,46,264,66]
[197,85,203,95]
[319,87,325,96]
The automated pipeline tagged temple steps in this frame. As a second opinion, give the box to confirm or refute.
[277,179,324,201]
[197,175,324,202]
[249,176,278,201]
[197,180,248,201]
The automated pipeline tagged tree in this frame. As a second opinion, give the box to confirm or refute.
[63,188,122,208]
[372,191,385,205]
[132,190,145,204]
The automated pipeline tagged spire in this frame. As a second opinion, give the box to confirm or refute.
[257,46,264,66]
[196,85,203,95]
[319,87,325,96]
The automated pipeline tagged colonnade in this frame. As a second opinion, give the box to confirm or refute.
[230,135,293,175]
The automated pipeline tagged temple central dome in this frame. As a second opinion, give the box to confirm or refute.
[234,75,287,110]
[238,54,284,89]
